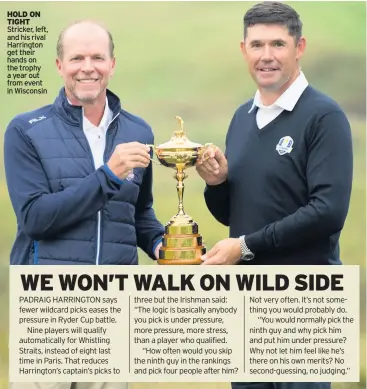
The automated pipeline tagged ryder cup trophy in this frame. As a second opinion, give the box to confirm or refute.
[150,116,212,265]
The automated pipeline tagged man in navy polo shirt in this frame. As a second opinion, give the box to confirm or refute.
[196,2,353,389]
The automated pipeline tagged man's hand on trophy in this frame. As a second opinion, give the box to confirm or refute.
[154,241,162,260]
[201,238,241,265]
[107,142,151,180]
[196,146,228,186]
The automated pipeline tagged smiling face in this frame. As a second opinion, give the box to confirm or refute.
[241,23,306,96]
[56,22,115,106]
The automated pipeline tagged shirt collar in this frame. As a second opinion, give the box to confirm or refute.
[83,97,112,132]
[248,71,309,113]
[66,96,112,132]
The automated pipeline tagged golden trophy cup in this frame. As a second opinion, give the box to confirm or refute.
[149,116,212,265]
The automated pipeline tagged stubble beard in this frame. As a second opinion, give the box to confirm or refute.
[257,73,289,94]
[69,81,106,104]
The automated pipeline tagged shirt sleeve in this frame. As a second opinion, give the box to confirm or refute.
[4,121,123,241]
[245,110,353,253]
[134,150,165,260]
[203,111,240,227]
[204,180,230,226]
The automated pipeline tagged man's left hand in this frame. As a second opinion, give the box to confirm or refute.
[201,238,241,265]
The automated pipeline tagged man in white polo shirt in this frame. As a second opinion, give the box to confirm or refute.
[196,2,353,389]
[6,19,164,389]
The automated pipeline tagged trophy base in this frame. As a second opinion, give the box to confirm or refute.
[158,216,206,265]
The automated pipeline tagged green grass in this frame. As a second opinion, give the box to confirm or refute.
[0,2,366,388]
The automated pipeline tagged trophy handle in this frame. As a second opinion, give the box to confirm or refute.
[146,144,161,166]
[197,143,216,164]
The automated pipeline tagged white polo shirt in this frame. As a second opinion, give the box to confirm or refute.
[248,71,309,129]
[82,98,113,169]
[68,97,113,169]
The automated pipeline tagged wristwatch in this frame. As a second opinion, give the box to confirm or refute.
[238,235,255,261]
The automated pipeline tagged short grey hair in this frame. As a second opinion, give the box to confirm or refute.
[56,20,115,59]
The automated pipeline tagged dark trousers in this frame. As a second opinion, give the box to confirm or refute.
[232,383,331,389]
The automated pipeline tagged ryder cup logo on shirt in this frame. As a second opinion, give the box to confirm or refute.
[276,136,294,155]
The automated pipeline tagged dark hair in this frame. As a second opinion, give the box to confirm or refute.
[244,2,302,43]
[56,20,115,59]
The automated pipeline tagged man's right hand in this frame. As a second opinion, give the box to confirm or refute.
[107,142,151,180]
[196,146,228,185]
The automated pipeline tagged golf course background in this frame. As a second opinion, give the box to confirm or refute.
[0,2,365,388]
